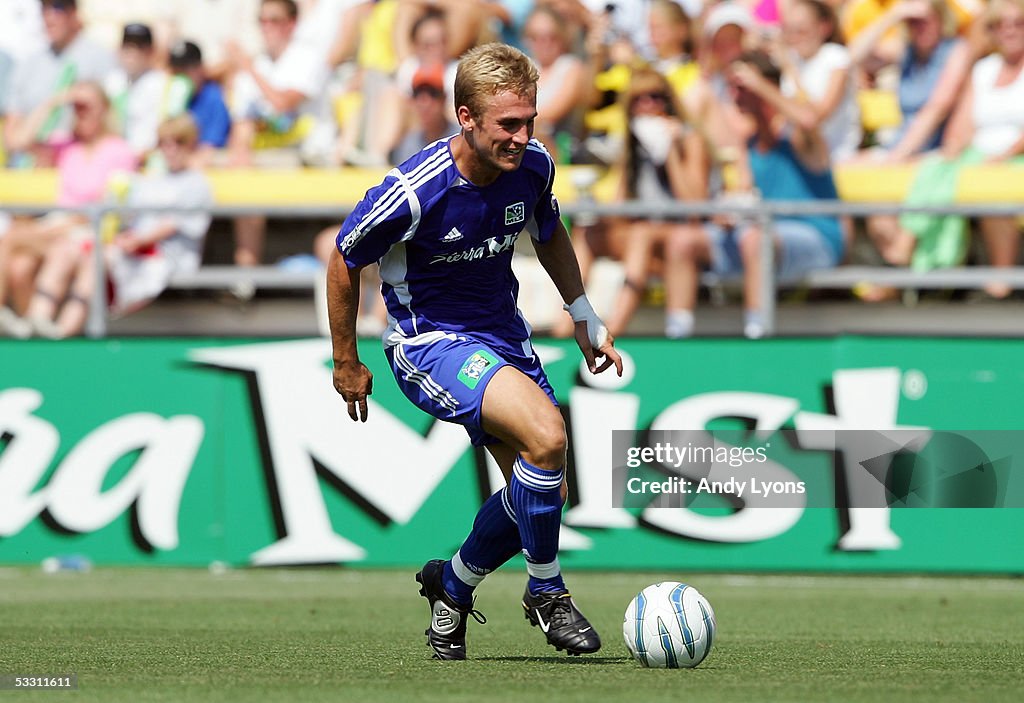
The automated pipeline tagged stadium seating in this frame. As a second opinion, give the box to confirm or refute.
[5,163,1021,307]
[4,162,1024,208]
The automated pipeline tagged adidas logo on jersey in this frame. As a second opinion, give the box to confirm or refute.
[442,227,464,243]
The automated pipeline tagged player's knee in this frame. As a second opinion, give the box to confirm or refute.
[523,414,567,471]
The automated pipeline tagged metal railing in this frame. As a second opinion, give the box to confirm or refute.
[4,198,1022,338]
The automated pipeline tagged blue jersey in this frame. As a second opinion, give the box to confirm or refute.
[337,136,561,351]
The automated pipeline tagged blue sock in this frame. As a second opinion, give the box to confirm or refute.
[508,455,566,595]
[442,486,521,606]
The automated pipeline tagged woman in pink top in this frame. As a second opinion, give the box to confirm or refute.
[0,81,135,337]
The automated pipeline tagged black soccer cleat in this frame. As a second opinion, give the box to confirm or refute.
[415,559,486,661]
[522,588,602,656]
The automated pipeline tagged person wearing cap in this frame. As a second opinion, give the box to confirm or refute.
[169,40,231,167]
[683,2,759,192]
[390,63,459,164]
[344,7,457,167]
[3,0,115,167]
[104,22,191,158]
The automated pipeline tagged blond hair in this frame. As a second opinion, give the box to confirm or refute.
[453,42,539,119]
[924,0,957,37]
[157,113,199,148]
[988,0,1024,27]
[69,81,117,137]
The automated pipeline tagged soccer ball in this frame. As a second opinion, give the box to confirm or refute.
[623,582,716,668]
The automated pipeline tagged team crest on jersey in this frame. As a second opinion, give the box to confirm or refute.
[457,350,500,389]
[505,202,525,226]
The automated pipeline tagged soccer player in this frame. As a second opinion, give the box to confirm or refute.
[327,42,623,660]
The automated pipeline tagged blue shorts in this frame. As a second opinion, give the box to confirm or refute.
[385,333,558,447]
[706,220,839,279]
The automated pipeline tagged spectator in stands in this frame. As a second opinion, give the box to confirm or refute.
[168,40,232,167]
[226,0,329,275]
[394,8,457,98]
[393,0,487,62]
[850,1,972,299]
[891,0,1024,298]
[851,0,972,161]
[649,0,702,107]
[227,0,330,169]
[104,23,192,160]
[563,68,710,338]
[690,1,759,191]
[843,0,978,73]
[779,0,862,161]
[522,5,587,160]
[21,115,212,339]
[390,64,459,164]
[338,7,454,167]
[665,51,842,339]
[3,0,116,168]
[0,81,136,338]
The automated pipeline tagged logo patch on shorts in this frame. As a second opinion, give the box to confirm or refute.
[505,202,525,226]
[457,350,499,389]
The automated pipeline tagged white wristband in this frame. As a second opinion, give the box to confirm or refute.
[563,294,609,349]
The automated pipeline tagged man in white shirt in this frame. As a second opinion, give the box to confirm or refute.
[226,0,329,271]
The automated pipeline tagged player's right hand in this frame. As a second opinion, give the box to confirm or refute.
[333,360,373,422]
[574,320,624,377]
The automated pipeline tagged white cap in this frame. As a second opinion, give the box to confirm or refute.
[703,2,754,38]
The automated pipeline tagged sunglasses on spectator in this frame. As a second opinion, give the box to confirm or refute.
[258,14,291,25]
[413,86,445,99]
[989,17,1024,32]
[72,101,101,113]
[631,91,669,106]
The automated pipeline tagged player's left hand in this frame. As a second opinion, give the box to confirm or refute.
[574,320,623,377]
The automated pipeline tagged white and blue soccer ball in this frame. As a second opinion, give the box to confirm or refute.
[623,581,716,668]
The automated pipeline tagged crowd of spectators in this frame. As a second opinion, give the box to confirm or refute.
[0,0,1021,339]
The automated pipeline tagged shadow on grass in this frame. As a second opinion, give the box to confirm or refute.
[474,656,627,664]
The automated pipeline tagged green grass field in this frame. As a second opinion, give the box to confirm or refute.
[2,567,1022,702]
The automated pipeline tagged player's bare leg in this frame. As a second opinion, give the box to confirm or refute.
[480,366,601,655]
